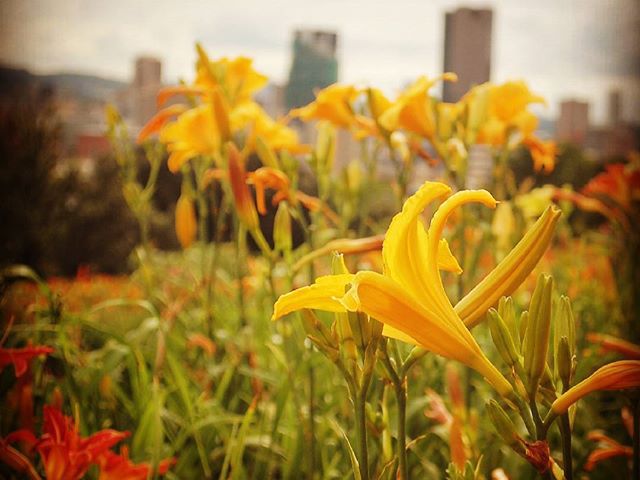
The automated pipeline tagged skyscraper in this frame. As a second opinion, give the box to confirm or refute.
[443,8,493,102]
[285,29,338,110]
[556,100,590,145]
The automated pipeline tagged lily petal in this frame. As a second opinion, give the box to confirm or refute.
[341,271,512,396]
[272,274,355,320]
[383,181,457,320]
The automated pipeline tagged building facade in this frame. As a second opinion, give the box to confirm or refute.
[443,8,493,102]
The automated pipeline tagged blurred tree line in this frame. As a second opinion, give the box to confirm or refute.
[0,85,181,277]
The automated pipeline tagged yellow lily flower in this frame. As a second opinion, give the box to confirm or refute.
[551,360,640,414]
[487,81,545,125]
[231,102,309,154]
[291,84,361,129]
[160,104,221,172]
[378,74,457,139]
[274,181,560,396]
[195,44,267,106]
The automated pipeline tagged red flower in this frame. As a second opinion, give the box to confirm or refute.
[0,345,54,377]
[4,406,130,480]
[97,446,175,480]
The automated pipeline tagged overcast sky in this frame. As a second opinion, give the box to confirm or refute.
[1,0,639,124]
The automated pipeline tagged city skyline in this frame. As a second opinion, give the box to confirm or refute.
[1,0,638,124]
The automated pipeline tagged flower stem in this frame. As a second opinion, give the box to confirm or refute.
[633,395,640,480]
[354,391,370,480]
[394,381,408,480]
[559,413,573,480]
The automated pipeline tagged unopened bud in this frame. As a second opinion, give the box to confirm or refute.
[315,121,336,172]
[498,296,519,352]
[175,194,197,249]
[523,274,553,395]
[488,308,520,367]
[301,309,336,351]
[273,201,292,253]
[211,88,230,141]
[255,135,279,169]
[486,400,525,455]
[227,142,259,231]
[557,336,573,386]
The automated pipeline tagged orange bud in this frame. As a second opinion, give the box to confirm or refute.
[227,143,259,230]
[137,104,187,143]
[175,195,197,249]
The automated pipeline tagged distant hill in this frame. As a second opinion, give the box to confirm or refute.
[0,65,127,101]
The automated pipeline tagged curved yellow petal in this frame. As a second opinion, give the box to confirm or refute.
[425,190,497,337]
[272,274,354,320]
[455,205,561,327]
[341,271,512,396]
[383,181,455,320]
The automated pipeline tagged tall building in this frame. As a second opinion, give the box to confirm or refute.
[556,100,590,145]
[443,8,493,102]
[285,29,338,111]
[116,55,163,129]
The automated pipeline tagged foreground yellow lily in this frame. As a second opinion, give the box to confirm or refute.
[273,181,560,396]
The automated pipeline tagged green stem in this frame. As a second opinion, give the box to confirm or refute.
[394,382,408,480]
[308,364,316,479]
[632,395,639,480]
[381,345,409,480]
[559,413,573,480]
[354,392,370,480]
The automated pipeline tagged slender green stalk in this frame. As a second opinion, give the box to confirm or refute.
[380,344,409,480]
[633,395,639,480]
[559,413,573,480]
[394,382,408,480]
[308,363,316,479]
[354,392,370,480]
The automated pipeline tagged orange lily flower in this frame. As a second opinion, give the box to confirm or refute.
[5,406,129,480]
[551,360,640,414]
[247,167,291,215]
[523,136,557,173]
[585,431,632,472]
[0,344,53,378]
[583,161,640,213]
[587,333,640,359]
[97,446,175,480]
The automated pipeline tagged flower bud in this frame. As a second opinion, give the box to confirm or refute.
[557,336,573,386]
[498,296,520,352]
[488,308,520,367]
[486,400,525,454]
[255,135,280,169]
[227,142,259,231]
[523,274,553,394]
[211,87,230,141]
[315,121,336,172]
[273,201,292,254]
[175,194,197,249]
[554,296,576,377]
